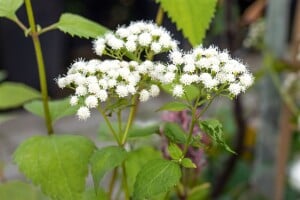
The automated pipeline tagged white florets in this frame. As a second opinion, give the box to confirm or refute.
[77,106,91,120]
[173,85,184,97]
[139,89,150,102]
[85,95,98,108]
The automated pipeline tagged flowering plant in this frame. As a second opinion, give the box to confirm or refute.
[0,0,254,199]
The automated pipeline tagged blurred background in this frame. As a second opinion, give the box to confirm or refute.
[0,0,300,199]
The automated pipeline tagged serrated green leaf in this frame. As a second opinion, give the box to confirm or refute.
[161,84,200,101]
[199,119,235,153]
[0,0,23,20]
[181,158,196,168]
[0,82,40,110]
[128,124,159,138]
[90,146,127,189]
[56,13,108,39]
[13,135,95,200]
[133,159,181,200]
[157,101,189,112]
[157,0,217,46]
[188,183,210,200]
[168,143,183,160]
[0,70,7,82]
[125,147,162,195]
[24,98,80,123]
[164,122,187,144]
[0,180,49,200]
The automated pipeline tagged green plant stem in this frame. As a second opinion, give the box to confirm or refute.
[97,106,121,145]
[121,96,138,145]
[108,168,118,199]
[38,23,58,35]
[155,6,164,26]
[24,0,53,135]
[121,163,130,200]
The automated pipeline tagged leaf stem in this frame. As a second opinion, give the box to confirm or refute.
[108,168,118,199]
[12,17,28,32]
[38,23,58,35]
[121,163,130,200]
[24,0,53,135]
[121,96,138,145]
[97,106,121,145]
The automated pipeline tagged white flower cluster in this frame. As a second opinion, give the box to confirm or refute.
[93,21,178,58]
[243,19,265,49]
[168,46,254,97]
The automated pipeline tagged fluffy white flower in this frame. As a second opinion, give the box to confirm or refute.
[183,63,196,73]
[93,38,105,56]
[88,83,101,94]
[239,73,254,87]
[149,85,160,97]
[228,83,242,96]
[126,84,137,95]
[57,77,67,88]
[116,27,130,38]
[70,96,79,106]
[216,72,235,83]
[107,35,123,50]
[76,86,87,96]
[167,64,177,72]
[151,42,162,53]
[139,89,150,102]
[173,85,184,97]
[199,73,218,89]
[138,32,152,46]
[98,79,108,90]
[85,95,98,108]
[96,89,108,102]
[180,74,194,85]
[77,106,90,120]
[170,51,184,65]
[125,40,137,52]
[163,72,176,83]
[116,85,129,98]
[290,159,300,191]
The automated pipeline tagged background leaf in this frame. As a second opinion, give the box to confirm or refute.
[125,146,162,195]
[163,122,187,144]
[188,183,210,200]
[156,0,217,46]
[0,0,23,20]
[0,70,7,82]
[128,124,159,138]
[199,119,235,153]
[157,101,189,112]
[0,180,49,200]
[24,98,80,123]
[13,135,95,200]
[56,13,108,39]
[0,82,40,110]
[133,159,181,200]
[90,146,127,188]
[83,188,108,200]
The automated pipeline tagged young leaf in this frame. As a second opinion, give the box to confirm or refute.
[24,98,80,123]
[199,119,235,153]
[56,13,108,39]
[125,147,162,195]
[163,122,187,144]
[133,159,181,200]
[90,146,127,188]
[157,101,189,112]
[181,158,196,168]
[0,82,40,110]
[168,143,183,160]
[13,135,95,200]
[156,0,217,46]
[0,0,23,20]
[0,181,49,200]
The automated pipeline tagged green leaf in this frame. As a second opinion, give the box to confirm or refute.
[161,84,200,101]
[0,180,49,200]
[90,146,127,188]
[125,147,162,195]
[13,135,95,200]
[0,82,40,110]
[163,122,187,144]
[56,13,108,39]
[156,0,217,46]
[0,70,7,82]
[157,101,189,112]
[83,188,108,200]
[0,0,23,20]
[188,183,210,200]
[199,119,235,153]
[168,143,183,160]
[181,158,196,168]
[24,98,80,123]
[133,159,181,200]
[128,124,159,138]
